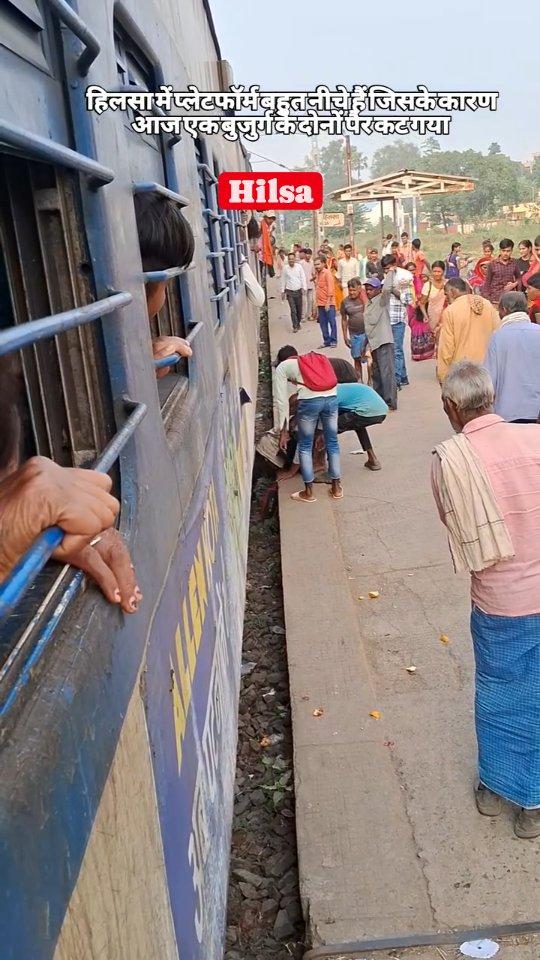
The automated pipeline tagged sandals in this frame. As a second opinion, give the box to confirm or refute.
[365,461,382,471]
[328,485,344,500]
[290,491,317,503]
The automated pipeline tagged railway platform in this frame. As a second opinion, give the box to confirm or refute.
[266,278,540,960]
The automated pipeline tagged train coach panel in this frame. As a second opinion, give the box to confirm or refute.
[144,373,252,959]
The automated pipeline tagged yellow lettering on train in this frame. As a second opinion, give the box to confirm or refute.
[175,624,192,716]
[170,657,186,772]
[188,564,203,658]
[169,481,224,774]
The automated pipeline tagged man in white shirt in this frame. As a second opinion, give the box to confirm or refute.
[381,253,414,388]
[299,247,316,321]
[337,244,360,295]
[274,345,342,503]
[281,252,306,332]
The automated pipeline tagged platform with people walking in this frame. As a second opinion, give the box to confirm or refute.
[266,269,540,960]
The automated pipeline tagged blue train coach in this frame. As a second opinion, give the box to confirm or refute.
[0,1,260,957]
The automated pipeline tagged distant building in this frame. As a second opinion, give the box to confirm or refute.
[502,199,540,221]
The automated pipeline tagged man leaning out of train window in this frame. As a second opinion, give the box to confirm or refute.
[134,192,194,378]
[0,358,142,613]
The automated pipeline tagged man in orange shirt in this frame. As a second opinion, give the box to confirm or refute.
[314,255,337,347]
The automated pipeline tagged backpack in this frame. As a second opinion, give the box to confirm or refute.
[296,352,337,391]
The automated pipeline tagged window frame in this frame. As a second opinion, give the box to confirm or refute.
[0,156,116,467]
[114,19,192,410]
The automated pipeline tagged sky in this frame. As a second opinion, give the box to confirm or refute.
[209,0,540,174]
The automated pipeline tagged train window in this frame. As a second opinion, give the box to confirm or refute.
[195,139,226,328]
[0,0,49,71]
[213,156,237,300]
[114,20,189,407]
[113,23,159,151]
[0,153,118,658]
[0,155,115,467]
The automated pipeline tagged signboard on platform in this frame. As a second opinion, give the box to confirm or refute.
[322,212,345,227]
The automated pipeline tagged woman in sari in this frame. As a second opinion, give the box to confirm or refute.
[419,261,447,340]
[405,261,436,362]
[469,240,494,293]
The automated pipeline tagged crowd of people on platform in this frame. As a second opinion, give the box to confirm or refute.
[2,196,539,841]
[273,228,540,838]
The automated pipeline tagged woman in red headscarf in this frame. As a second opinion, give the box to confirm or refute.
[468,240,494,293]
[526,275,540,324]
[521,235,540,288]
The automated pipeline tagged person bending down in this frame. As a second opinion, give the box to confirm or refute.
[329,358,387,471]
[274,345,342,503]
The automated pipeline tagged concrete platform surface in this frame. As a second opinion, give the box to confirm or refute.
[266,279,539,957]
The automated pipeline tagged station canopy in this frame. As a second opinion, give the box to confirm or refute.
[329,169,475,203]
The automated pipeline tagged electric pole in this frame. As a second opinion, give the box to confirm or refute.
[312,139,320,252]
[344,135,355,250]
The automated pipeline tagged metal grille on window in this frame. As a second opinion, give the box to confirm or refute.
[195,140,227,327]
[213,158,236,300]
[0,156,114,467]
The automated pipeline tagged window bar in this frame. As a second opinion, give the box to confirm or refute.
[133,181,189,207]
[0,400,147,628]
[45,0,100,76]
[210,287,228,302]
[202,208,226,222]
[0,121,114,187]
[142,264,196,283]
[0,292,132,358]
[225,213,239,282]
[197,162,218,185]
[153,320,203,369]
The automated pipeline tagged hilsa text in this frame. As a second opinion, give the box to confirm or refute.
[218,171,323,210]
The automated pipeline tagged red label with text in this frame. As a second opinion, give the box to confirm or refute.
[218,171,323,210]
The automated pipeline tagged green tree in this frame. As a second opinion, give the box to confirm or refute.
[531,156,540,193]
[421,147,524,230]
[370,140,423,177]
[283,140,369,241]
[488,142,502,155]
[421,137,441,158]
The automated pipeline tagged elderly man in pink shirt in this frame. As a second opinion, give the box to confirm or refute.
[432,360,540,839]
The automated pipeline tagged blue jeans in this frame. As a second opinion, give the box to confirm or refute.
[297,395,340,484]
[318,305,337,346]
[392,321,408,385]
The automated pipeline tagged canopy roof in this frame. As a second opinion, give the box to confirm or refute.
[330,169,475,203]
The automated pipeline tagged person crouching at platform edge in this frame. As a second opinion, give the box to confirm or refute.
[432,361,540,839]
[274,346,342,503]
